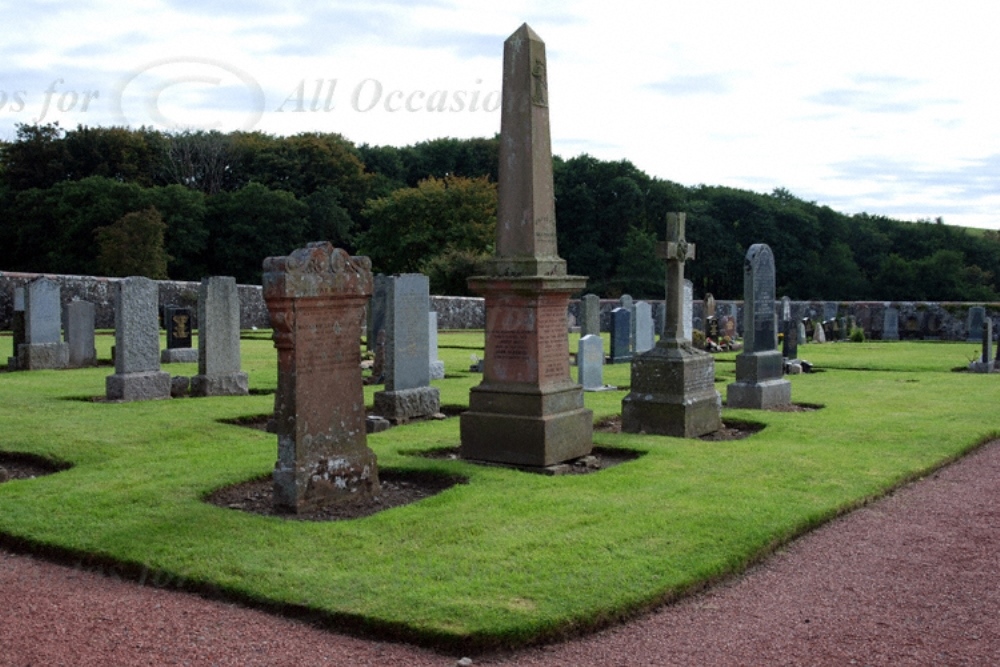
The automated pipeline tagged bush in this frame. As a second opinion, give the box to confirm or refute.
[850,326,866,343]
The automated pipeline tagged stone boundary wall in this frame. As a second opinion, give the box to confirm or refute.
[1,271,996,341]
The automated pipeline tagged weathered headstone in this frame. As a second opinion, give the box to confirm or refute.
[65,300,97,368]
[622,212,722,437]
[620,294,636,352]
[609,307,632,363]
[967,306,986,343]
[838,316,849,341]
[781,296,797,359]
[16,277,69,370]
[8,287,25,369]
[682,280,693,342]
[373,274,440,422]
[106,276,171,401]
[635,301,655,353]
[797,320,808,347]
[704,293,716,320]
[726,244,792,409]
[191,276,249,396]
[367,274,390,351]
[580,293,600,337]
[882,307,900,341]
[460,24,593,468]
[970,319,994,373]
[722,315,736,340]
[577,334,605,390]
[161,306,198,363]
[814,321,827,343]
[428,311,445,380]
[263,242,378,512]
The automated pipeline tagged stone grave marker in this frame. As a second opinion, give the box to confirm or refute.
[373,274,440,422]
[263,242,378,512]
[683,280,694,342]
[367,273,390,351]
[161,306,198,363]
[781,296,797,359]
[635,301,655,353]
[620,294,636,352]
[882,307,900,341]
[609,307,632,363]
[797,320,808,348]
[428,311,445,380]
[65,300,97,367]
[706,316,720,342]
[970,319,994,373]
[814,321,827,343]
[967,306,986,343]
[580,293,600,337]
[704,293,716,319]
[191,276,248,396]
[622,212,721,437]
[722,315,736,340]
[577,333,606,390]
[7,287,25,369]
[460,23,593,468]
[106,276,171,401]
[726,244,791,409]
[16,277,69,370]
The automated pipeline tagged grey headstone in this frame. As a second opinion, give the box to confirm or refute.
[782,318,798,360]
[982,319,993,364]
[609,307,632,363]
[368,273,390,351]
[577,334,604,390]
[374,274,439,421]
[192,276,248,396]
[682,280,693,342]
[580,293,600,337]
[797,321,808,347]
[704,293,716,319]
[967,306,986,343]
[882,307,899,341]
[25,277,62,345]
[17,277,69,370]
[823,302,838,321]
[429,311,445,380]
[620,294,635,352]
[635,301,655,353]
[106,276,170,401]
[726,244,791,409]
[8,287,25,369]
[65,301,97,367]
[781,296,791,322]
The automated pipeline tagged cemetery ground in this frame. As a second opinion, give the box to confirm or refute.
[0,331,997,653]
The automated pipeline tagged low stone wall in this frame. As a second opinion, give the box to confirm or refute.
[1,271,996,341]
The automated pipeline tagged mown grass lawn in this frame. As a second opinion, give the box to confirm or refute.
[0,332,996,650]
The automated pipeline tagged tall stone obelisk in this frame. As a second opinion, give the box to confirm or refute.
[460,23,593,468]
[621,213,722,437]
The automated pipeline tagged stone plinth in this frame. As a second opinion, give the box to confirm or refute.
[16,342,69,370]
[461,276,592,468]
[263,242,378,513]
[622,342,722,438]
[726,350,792,408]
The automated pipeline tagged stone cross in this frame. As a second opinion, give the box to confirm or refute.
[656,213,696,344]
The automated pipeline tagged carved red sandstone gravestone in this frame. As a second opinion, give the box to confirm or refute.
[459,23,592,468]
[262,242,378,512]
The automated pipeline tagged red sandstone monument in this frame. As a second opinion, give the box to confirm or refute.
[459,24,593,468]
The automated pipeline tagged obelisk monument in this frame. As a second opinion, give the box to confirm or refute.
[621,213,722,437]
[460,23,593,468]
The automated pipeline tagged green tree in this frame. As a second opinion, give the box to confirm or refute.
[95,207,170,279]
[612,227,663,298]
[360,175,496,276]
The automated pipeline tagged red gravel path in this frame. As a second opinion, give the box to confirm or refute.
[3,441,999,666]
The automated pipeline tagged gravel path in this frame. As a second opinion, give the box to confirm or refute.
[3,441,999,666]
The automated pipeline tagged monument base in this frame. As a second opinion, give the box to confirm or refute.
[726,379,793,409]
[373,386,441,423]
[968,361,997,374]
[429,360,445,380]
[621,342,722,438]
[105,371,171,401]
[191,372,249,397]
[726,350,792,409]
[17,343,69,370]
[460,383,593,467]
[273,447,380,513]
[161,348,198,364]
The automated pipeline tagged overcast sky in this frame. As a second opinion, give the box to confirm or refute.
[1,0,997,228]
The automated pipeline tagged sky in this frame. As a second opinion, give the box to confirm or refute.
[1,0,998,228]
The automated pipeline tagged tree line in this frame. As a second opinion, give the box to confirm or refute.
[1,123,997,301]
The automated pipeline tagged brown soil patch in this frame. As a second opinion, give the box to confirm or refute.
[205,470,467,521]
[411,446,643,474]
[0,452,70,481]
[594,416,765,440]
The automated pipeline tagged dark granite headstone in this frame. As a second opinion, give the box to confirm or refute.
[726,244,791,409]
[609,307,632,363]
